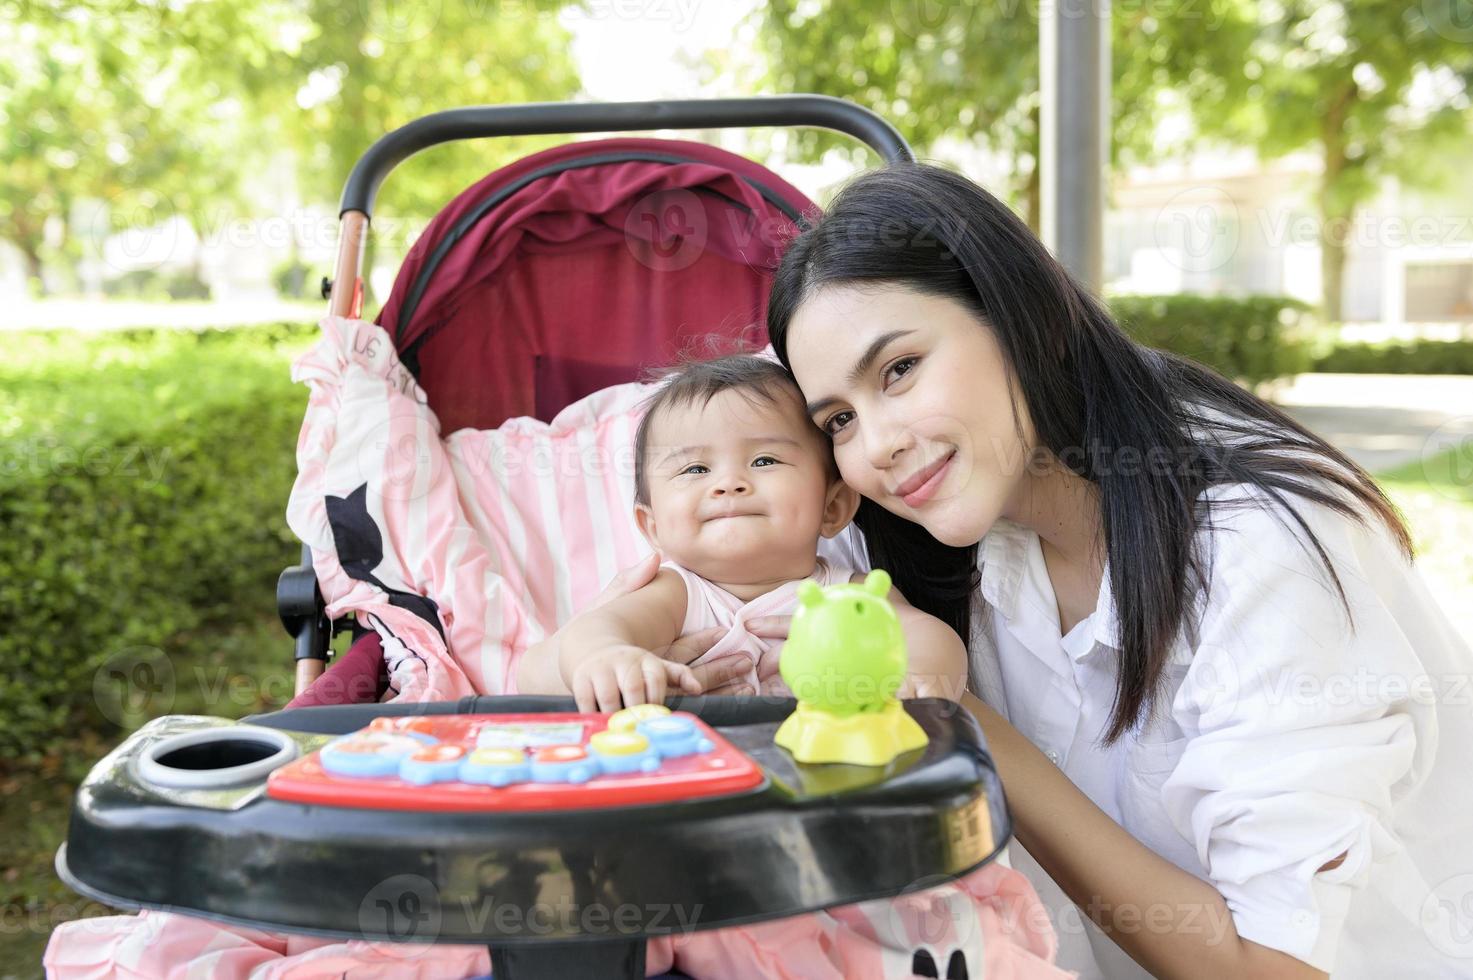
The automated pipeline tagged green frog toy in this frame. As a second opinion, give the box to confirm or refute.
[774,569,929,765]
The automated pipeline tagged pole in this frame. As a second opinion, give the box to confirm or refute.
[1040,0,1110,290]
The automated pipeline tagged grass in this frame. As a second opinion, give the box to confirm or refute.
[1375,445,1473,640]
[0,609,326,978]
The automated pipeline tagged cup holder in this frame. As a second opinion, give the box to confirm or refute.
[136,726,298,790]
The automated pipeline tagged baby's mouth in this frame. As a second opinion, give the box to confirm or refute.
[703,509,762,522]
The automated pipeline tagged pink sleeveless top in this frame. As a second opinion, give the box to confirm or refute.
[661,557,856,696]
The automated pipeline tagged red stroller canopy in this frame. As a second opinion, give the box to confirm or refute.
[375,138,818,434]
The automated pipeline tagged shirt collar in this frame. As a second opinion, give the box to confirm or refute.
[979,519,1203,668]
[979,518,1124,662]
[978,518,1030,622]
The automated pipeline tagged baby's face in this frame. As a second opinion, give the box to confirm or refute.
[637,386,850,582]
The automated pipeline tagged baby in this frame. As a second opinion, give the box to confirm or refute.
[527,353,967,712]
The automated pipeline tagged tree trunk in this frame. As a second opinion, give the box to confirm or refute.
[1317,150,1351,324]
[1319,211,1346,324]
[7,211,49,297]
[1317,80,1358,324]
[1024,153,1042,234]
[1024,104,1042,233]
[19,241,47,297]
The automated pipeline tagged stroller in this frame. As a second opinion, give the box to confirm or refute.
[55,97,1074,980]
[277,96,915,702]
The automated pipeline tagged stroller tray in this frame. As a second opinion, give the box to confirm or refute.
[58,697,1008,950]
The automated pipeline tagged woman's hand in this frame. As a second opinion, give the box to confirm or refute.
[725,615,791,696]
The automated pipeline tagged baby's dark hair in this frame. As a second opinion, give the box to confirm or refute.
[633,354,832,506]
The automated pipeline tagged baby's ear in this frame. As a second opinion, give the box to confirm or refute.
[634,503,660,550]
[819,479,860,538]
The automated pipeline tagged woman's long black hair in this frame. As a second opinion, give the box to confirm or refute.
[767,164,1411,744]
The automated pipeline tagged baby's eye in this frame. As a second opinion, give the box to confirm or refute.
[822,410,855,436]
[679,463,709,475]
[883,356,919,386]
[752,456,779,467]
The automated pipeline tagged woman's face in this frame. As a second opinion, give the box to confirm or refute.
[786,284,1034,548]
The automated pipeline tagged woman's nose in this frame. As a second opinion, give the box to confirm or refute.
[863,416,915,470]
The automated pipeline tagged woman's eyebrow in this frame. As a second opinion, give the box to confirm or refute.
[804,329,915,417]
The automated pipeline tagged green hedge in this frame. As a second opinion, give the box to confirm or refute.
[1312,339,1473,375]
[0,323,317,757]
[1108,294,1313,387]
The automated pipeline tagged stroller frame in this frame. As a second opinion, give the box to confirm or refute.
[279,95,914,697]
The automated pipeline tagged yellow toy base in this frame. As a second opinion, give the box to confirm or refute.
[774,699,928,766]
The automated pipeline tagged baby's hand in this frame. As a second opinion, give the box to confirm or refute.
[568,646,701,713]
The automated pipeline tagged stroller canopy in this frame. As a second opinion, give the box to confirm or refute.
[376,138,819,433]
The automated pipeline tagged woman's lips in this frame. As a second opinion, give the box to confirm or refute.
[897,450,956,507]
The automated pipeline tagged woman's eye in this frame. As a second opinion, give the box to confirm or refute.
[883,356,918,386]
[822,411,855,436]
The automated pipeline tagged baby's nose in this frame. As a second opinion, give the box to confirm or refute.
[712,476,751,495]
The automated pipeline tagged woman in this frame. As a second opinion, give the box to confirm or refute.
[616,164,1473,979]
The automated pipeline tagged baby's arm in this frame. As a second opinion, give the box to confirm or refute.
[852,573,969,700]
[554,569,700,712]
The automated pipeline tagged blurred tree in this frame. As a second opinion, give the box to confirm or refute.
[1199,0,1473,321]
[0,0,301,294]
[755,0,1473,321]
[754,0,1255,229]
[1,0,583,299]
[286,0,582,303]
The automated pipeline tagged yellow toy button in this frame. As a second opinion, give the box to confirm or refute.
[468,747,525,767]
[589,731,650,756]
[607,703,671,732]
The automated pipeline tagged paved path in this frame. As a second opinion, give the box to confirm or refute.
[1274,374,1473,474]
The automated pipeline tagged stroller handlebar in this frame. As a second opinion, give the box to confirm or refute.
[338,95,915,218]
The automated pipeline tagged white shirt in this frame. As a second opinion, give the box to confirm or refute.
[822,483,1473,978]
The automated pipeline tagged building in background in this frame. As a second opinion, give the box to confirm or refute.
[1108,149,1473,340]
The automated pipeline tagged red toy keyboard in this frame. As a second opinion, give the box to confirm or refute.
[266,706,765,812]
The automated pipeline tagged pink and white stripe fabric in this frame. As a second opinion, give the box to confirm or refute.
[285,314,665,702]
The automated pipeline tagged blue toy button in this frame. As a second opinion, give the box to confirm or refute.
[399,744,467,785]
[460,748,531,787]
[588,731,661,775]
[320,733,424,778]
[529,745,599,784]
[637,715,714,758]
